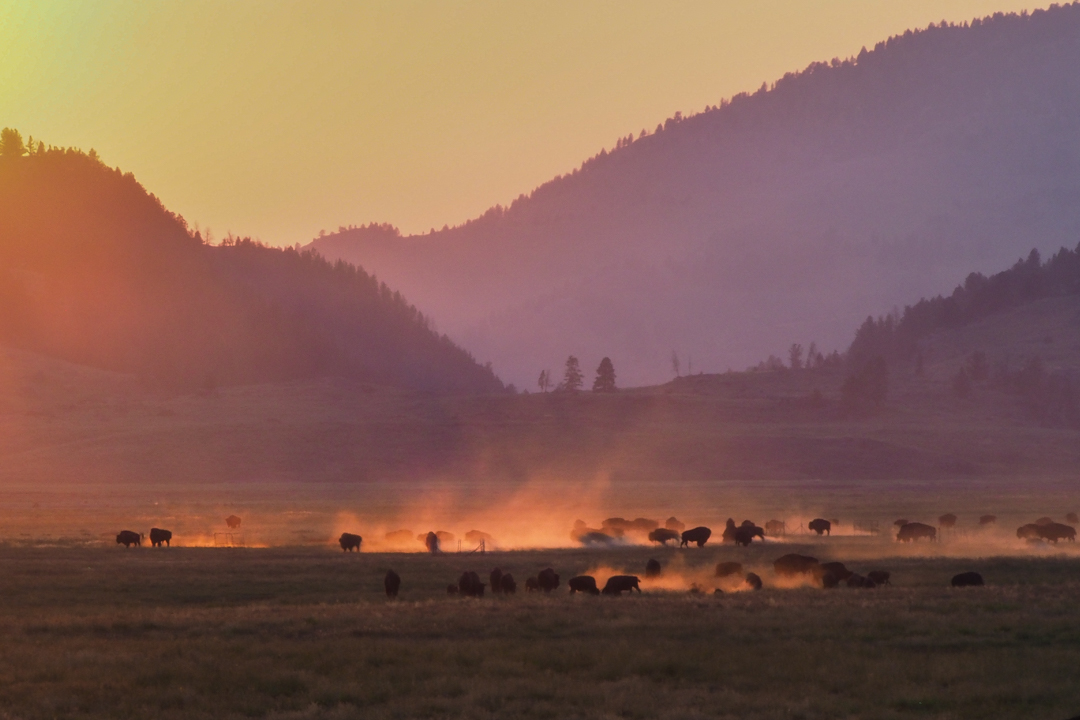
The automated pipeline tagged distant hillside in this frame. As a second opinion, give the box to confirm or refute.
[0,135,503,392]
[309,4,1080,388]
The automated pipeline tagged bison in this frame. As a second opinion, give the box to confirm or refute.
[458,571,486,597]
[846,573,876,588]
[773,553,819,577]
[648,528,680,545]
[424,531,440,553]
[744,572,763,590]
[722,518,738,543]
[893,518,908,528]
[225,515,242,529]
[384,529,414,544]
[149,528,172,547]
[979,515,997,525]
[116,530,141,547]
[338,533,362,552]
[764,519,785,537]
[645,559,661,578]
[568,575,600,595]
[538,568,560,592]
[938,513,957,528]
[734,525,764,547]
[820,562,853,581]
[500,574,517,594]
[384,569,400,597]
[1039,523,1076,543]
[1016,524,1042,540]
[601,575,641,595]
[809,518,831,536]
[867,570,891,586]
[951,571,984,587]
[465,530,493,545]
[600,518,629,537]
[897,522,936,542]
[821,572,840,588]
[665,516,686,532]
[489,568,503,593]
[715,561,744,578]
[681,526,712,548]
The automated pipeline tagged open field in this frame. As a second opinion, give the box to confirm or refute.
[1,541,1079,719]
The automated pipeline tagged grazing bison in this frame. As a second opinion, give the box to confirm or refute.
[846,573,876,589]
[744,572,763,590]
[681,526,712,548]
[1039,523,1076,543]
[715,561,744,578]
[489,568,503,593]
[458,571,486,597]
[951,571,984,587]
[225,515,242,529]
[665,516,686,532]
[773,553,820,577]
[1016,523,1042,540]
[149,528,172,547]
[465,530,493,545]
[525,576,539,592]
[648,528,680,545]
[645,559,662,578]
[338,533,362,552]
[722,518,738,543]
[867,570,891,586]
[979,515,997,526]
[897,522,936,543]
[765,519,785,537]
[1035,516,1054,526]
[1067,512,1079,524]
[500,574,517,594]
[384,529,414,544]
[820,562,853,581]
[569,575,600,595]
[424,532,440,553]
[809,518,831,536]
[537,568,560,592]
[734,525,764,547]
[938,513,958,528]
[601,575,641,595]
[384,570,400,598]
[116,530,141,547]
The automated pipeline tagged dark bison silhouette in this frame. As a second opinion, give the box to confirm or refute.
[116,530,141,547]
[951,571,984,587]
[601,575,641,595]
[424,532,440,553]
[897,522,936,542]
[665,516,685,532]
[458,571,486,597]
[820,562,853,581]
[648,528,680,545]
[525,576,539,592]
[1016,523,1042,540]
[384,570,400,598]
[979,515,997,525]
[846,573,876,588]
[569,575,600,595]
[225,515,241,529]
[500,574,516,594]
[867,570,891,586]
[765,519,785,537]
[149,528,172,547]
[722,518,738,543]
[645,559,661,578]
[1038,523,1076,543]
[734,524,764,547]
[681,526,712,548]
[744,572,763,590]
[938,513,958,528]
[489,568,503,593]
[773,553,819,577]
[715,561,744,578]
[809,518,831,536]
[1067,512,1079,524]
[338,533,362,552]
[538,568,560,592]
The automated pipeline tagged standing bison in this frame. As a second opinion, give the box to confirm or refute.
[1038,523,1076,543]
[569,576,600,595]
[116,530,141,547]
[645,559,662,578]
[525,577,539,592]
[897,522,936,542]
[680,526,712,548]
[384,570,401,598]
[149,528,172,547]
[500,574,517,594]
[648,528,680,545]
[715,561,744,578]
[867,570,891,586]
[938,513,958,528]
[338,533,362,552]
[773,554,819,577]
[951,571,984,587]
[489,568,503,593]
[722,519,738,543]
[458,571,486,597]
[424,532,440,554]
[601,575,641,595]
[819,562,853,581]
[734,524,764,546]
[809,518,831,536]
[225,515,242,529]
[1016,523,1042,540]
[537,568,560,592]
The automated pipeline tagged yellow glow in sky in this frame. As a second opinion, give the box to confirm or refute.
[0,1,1044,244]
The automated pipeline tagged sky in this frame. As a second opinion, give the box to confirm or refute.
[0,0,1046,246]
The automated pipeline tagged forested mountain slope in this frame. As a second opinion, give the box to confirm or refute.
[310,5,1080,387]
[0,137,503,392]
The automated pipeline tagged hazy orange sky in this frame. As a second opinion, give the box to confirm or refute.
[0,1,1044,246]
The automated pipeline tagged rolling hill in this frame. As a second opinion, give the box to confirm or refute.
[0,138,503,393]
[309,4,1080,388]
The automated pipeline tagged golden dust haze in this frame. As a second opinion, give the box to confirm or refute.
[0,0,1045,245]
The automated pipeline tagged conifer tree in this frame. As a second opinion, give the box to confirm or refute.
[593,357,617,393]
[560,356,583,392]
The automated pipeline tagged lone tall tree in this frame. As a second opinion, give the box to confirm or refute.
[561,356,583,392]
[538,369,551,393]
[0,128,26,159]
[593,357,617,393]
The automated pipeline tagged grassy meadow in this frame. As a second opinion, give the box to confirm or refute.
[1,540,1079,720]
